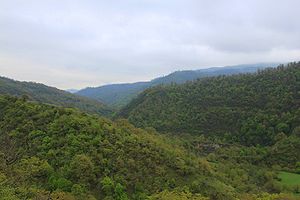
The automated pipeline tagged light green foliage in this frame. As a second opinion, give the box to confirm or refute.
[14,157,53,183]
[114,183,128,200]
[48,175,73,191]
[0,187,20,200]
[0,95,212,199]
[101,177,115,196]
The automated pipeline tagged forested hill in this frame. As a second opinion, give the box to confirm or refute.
[77,63,279,109]
[1,95,298,200]
[119,62,300,146]
[0,76,112,116]
[0,95,242,199]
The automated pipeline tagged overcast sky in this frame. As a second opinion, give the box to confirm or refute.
[0,0,300,89]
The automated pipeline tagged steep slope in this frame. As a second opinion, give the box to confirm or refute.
[0,76,112,116]
[77,63,279,108]
[119,62,300,146]
[0,95,236,199]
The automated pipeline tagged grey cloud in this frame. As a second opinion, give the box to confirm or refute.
[0,0,299,89]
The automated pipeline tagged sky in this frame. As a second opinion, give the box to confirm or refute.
[0,0,300,89]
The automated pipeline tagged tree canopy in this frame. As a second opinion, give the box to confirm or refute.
[119,62,300,146]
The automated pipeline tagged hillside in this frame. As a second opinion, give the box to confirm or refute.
[0,96,255,199]
[1,95,299,200]
[77,63,279,108]
[119,62,300,146]
[0,76,112,116]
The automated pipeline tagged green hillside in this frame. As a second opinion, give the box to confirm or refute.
[119,62,300,146]
[1,95,298,199]
[0,76,112,116]
[0,95,222,199]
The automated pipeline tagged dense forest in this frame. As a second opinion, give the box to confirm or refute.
[0,76,112,116]
[1,0,299,199]
[76,63,278,109]
[119,62,300,146]
[0,63,299,200]
[0,95,299,199]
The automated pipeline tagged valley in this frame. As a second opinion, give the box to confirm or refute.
[0,63,299,199]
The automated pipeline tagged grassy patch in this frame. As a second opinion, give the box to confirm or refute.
[278,171,300,186]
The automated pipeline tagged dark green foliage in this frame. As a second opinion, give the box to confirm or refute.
[120,62,300,146]
[0,76,113,116]
[77,63,278,109]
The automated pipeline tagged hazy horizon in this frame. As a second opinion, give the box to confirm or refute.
[2,62,283,90]
[1,0,300,89]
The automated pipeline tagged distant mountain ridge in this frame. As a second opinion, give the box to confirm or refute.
[0,76,112,116]
[76,63,280,108]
